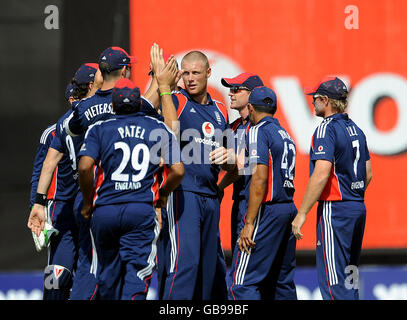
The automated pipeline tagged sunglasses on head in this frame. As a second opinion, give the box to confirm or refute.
[230,86,250,93]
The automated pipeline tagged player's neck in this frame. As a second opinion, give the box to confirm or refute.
[191,91,208,105]
[323,109,338,119]
[100,78,121,91]
[239,107,249,121]
[253,113,272,125]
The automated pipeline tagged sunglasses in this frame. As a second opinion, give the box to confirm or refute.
[230,86,250,94]
[312,94,326,103]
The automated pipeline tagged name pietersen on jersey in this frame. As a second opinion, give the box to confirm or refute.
[84,102,114,121]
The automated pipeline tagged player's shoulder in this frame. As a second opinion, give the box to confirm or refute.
[85,118,117,138]
[74,92,102,110]
[39,123,57,144]
[212,98,228,121]
[58,109,74,123]
[314,117,335,139]
[248,120,268,142]
[230,117,243,131]
[143,115,176,136]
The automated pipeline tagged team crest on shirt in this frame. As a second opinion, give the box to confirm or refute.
[202,122,215,137]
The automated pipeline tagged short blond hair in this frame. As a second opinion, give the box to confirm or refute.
[329,98,348,113]
[181,51,210,69]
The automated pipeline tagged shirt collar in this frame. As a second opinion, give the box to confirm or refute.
[325,112,348,121]
[96,88,113,96]
[180,88,214,105]
[257,115,279,126]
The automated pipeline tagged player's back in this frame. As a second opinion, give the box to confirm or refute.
[311,113,370,201]
[80,113,179,206]
[36,113,80,201]
[66,89,114,137]
[52,109,86,185]
[246,116,296,204]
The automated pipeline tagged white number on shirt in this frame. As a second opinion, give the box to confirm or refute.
[111,142,150,182]
[352,140,360,176]
[281,141,296,180]
[65,135,76,171]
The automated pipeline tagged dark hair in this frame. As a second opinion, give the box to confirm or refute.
[71,78,90,100]
[99,62,123,81]
[113,101,141,115]
[252,98,277,115]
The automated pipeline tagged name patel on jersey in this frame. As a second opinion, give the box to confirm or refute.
[84,103,114,121]
[117,125,145,139]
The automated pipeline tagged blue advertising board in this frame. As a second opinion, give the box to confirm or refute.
[1,266,407,300]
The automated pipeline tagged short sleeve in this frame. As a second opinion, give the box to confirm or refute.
[50,128,64,153]
[78,125,101,162]
[310,123,335,163]
[248,125,269,166]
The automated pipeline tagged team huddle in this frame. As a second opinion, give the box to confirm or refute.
[28,44,372,300]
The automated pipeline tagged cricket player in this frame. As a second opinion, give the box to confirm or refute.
[291,77,373,300]
[160,50,233,300]
[78,78,184,300]
[217,72,264,252]
[228,86,298,300]
[27,65,101,299]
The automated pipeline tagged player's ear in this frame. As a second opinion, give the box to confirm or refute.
[206,67,211,79]
[68,96,76,106]
[120,65,127,78]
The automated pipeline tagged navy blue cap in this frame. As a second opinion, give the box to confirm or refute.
[249,86,277,109]
[99,47,137,72]
[221,72,264,90]
[65,82,77,101]
[112,78,141,113]
[74,63,98,85]
[305,77,348,100]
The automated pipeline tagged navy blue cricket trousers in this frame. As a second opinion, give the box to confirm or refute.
[316,200,366,300]
[228,202,298,300]
[70,192,98,300]
[161,190,227,300]
[47,199,78,272]
[90,202,160,300]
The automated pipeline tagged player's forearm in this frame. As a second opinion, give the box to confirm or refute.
[245,173,267,225]
[144,77,160,109]
[78,167,94,209]
[78,156,96,208]
[36,148,63,195]
[298,170,330,216]
[160,162,185,196]
[218,166,239,192]
[365,160,372,189]
[159,85,179,136]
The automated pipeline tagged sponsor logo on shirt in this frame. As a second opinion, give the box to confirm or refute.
[202,122,215,138]
[314,145,325,155]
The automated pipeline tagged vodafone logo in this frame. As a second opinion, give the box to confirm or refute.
[202,122,215,137]
[318,146,323,152]
[54,266,64,279]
